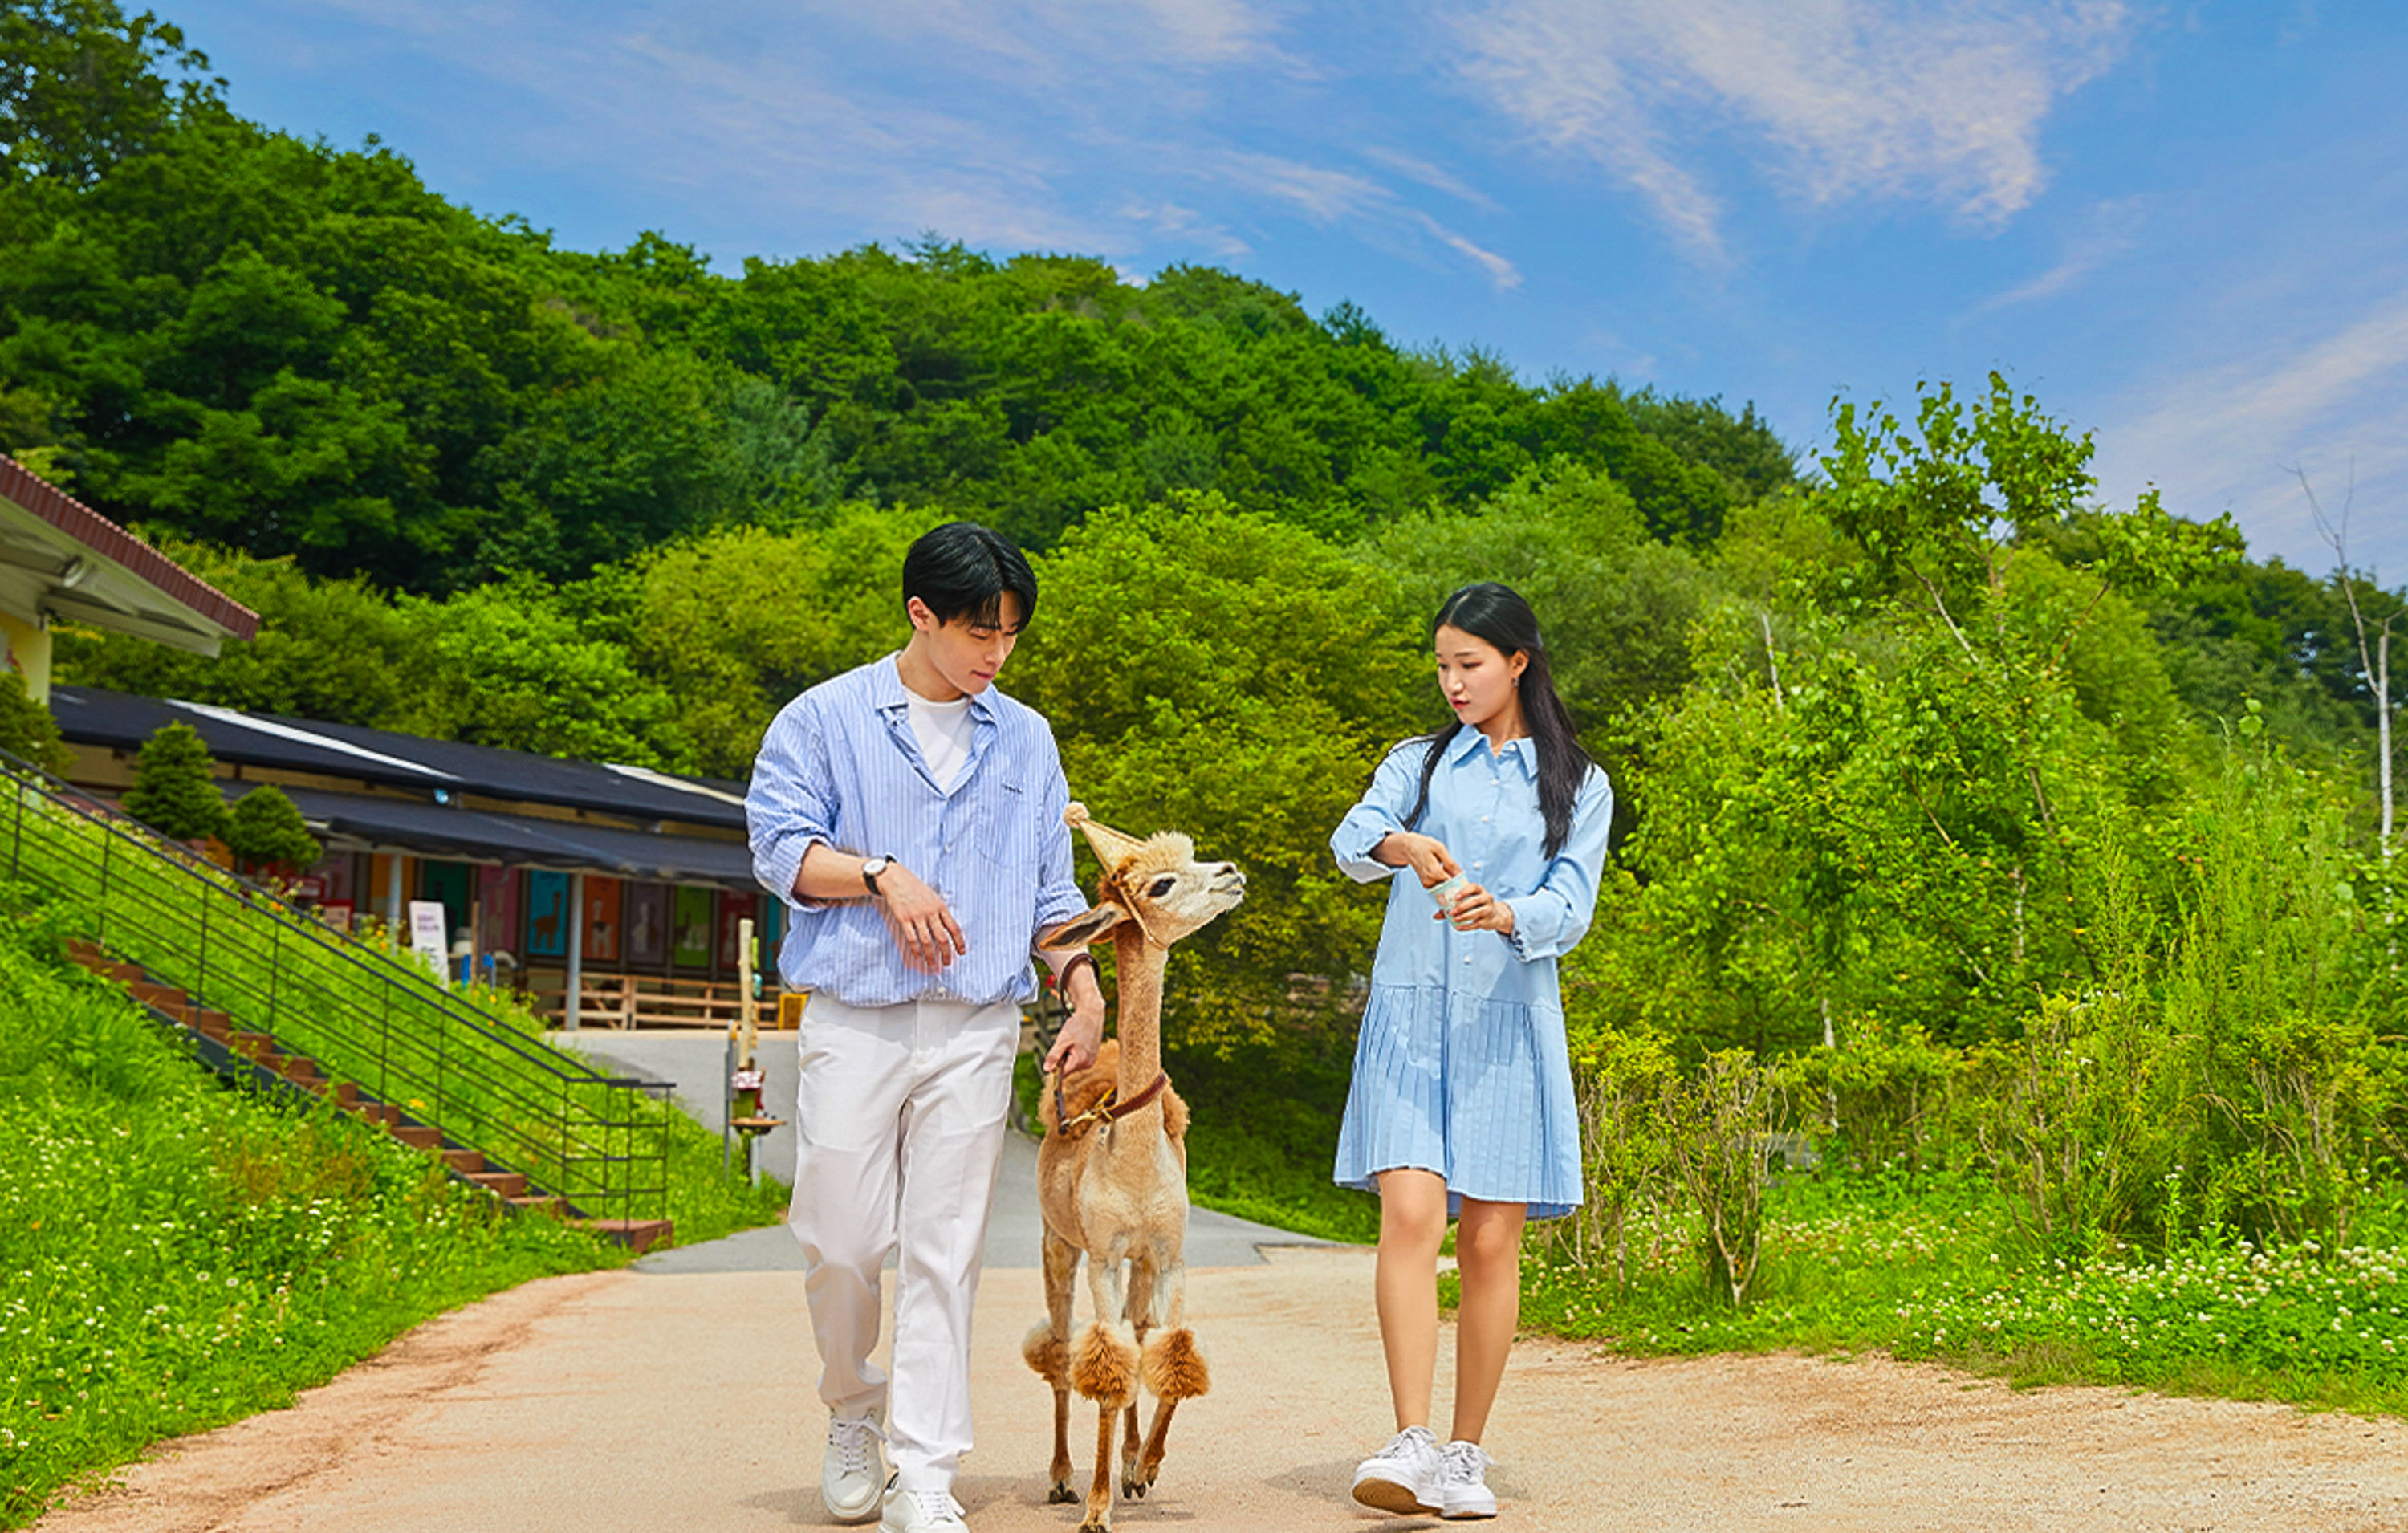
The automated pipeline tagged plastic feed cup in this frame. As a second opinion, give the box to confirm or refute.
[1429,872,1469,913]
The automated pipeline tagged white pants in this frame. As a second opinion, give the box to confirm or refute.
[789,992,1019,1494]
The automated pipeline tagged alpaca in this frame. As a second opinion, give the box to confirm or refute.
[1023,805,1243,1531]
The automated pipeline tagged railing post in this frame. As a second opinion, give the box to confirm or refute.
[9,764,23,882]
[195,882,209,1010]
[380,975,393,1106]
[97,829,110,946]
[268,916,282,1036]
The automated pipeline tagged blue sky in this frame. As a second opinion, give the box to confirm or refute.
[168,1,2408,578]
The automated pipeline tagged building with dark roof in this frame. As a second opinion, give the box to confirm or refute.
[51,686,779,1030]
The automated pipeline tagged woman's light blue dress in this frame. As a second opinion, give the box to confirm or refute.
[1329,729,1613,1218]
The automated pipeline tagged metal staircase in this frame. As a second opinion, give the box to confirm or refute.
[2,747,674,1250]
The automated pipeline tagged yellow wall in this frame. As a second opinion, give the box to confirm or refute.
[0,612,51,702]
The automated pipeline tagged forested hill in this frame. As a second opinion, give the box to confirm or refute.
[0,6,1788,593]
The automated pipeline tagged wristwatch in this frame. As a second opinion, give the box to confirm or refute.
[860,856,893,896]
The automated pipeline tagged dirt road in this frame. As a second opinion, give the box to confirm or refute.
[36,1242,2408,1533]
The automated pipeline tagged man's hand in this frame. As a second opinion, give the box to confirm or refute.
[1377,831,1462,890]
[875,864,966,971]
[1043,966,1107,1076]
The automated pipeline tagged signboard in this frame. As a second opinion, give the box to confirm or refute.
[408,900,451,986]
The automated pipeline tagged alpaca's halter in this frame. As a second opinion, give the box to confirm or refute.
[1048,1068,1171,1137]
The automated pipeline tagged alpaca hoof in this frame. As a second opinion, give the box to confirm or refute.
[1049,1483,1079,1504]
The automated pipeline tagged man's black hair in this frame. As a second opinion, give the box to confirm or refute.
[901,521,1038,629]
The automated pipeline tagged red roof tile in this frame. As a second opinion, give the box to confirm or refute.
[0,456,259,641]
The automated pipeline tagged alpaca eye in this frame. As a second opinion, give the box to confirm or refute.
[1148,876,1177,899]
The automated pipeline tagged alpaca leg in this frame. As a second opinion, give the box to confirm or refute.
[1026,1232,1081,1503]
[1135,1263,1210,1494]
[1080,1401,1118,1533]
[1120,1261,1156,1498]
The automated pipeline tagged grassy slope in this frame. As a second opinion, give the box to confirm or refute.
[0,897,778,1527]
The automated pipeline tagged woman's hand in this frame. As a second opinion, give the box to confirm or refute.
[1377,832,1462,890]
[1441,882,1516,936]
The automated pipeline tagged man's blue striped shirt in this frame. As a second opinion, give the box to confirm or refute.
[746,654,1088,1009]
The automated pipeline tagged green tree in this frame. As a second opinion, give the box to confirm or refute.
[1008,495,1426,1046]
[224,782,319,874]
[0,666,71,773]
[120,719,224,842]
[0,0,222,187]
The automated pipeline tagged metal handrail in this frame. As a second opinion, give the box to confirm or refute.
[0,746,671,1225]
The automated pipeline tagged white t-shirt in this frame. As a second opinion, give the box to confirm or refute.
[906,689,978,794]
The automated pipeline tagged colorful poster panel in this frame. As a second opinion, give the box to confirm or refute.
[419,860,472,940]
[478,865,519,959]
[627,882,669,967]
[526,870,571,959]
[671,886,715,970]
[717,890,758,970]
[583,877,622,963]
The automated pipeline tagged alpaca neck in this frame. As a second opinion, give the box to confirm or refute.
[1112,922,1166,1096]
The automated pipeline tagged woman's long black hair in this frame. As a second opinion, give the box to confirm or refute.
[1405,582,1595,859]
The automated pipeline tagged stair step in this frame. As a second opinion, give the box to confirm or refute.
[97,962,145,983]
[441,1149,486,1174]
[576,1218,674,1254]
[277,1058,327,1088]
[64,938,103,966]
[129,980,188,1010]
[508,1194,567,1217]
[230,1032,276,1062]
[466,1170,528,1198]
[389,1124,442,1150]
[332,1081,361,1105]
[185,1008,234,1041]
[344,1100,399,1126]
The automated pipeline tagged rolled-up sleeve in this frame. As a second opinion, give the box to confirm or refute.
[1032,730,1088,933]
[1331,741,1432,884]
[746,697,838,911]
[1503,766,1615,962]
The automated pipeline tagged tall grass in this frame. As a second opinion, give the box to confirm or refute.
[0,903,619,1527]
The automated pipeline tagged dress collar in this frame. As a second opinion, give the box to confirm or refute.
[1447,725,1536,777]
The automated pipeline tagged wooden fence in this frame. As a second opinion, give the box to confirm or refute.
[523,972,799,1031]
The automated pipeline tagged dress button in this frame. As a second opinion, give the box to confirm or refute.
[1481,815,1490,823]
[1462,955,1472,966]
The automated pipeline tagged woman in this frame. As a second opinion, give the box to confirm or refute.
[1328,582,1613,1520]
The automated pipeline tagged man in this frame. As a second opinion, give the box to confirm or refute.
[746,522,1107,1533]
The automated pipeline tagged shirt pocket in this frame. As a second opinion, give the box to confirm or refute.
[977,778,1037,870]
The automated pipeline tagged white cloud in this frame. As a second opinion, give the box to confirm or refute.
[1454,0,2138,261]
[2099,290,2408,575]
[1975,195,2149,313]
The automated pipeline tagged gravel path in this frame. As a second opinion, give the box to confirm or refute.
[36,1242,2408,1533]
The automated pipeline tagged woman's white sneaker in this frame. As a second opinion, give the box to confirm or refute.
[821,1413,887,1523]
[1438,1439,1498,1519]
[1352,1425,1442,1514]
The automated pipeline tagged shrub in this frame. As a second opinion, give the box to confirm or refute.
[224,783,321,876]
[119,721,226,844]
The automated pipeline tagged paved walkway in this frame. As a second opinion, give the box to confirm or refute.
[34,1032,2408,1531]
[39,1247,2408,1533]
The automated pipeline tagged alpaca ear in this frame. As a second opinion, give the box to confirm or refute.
[1041,901,1128,951]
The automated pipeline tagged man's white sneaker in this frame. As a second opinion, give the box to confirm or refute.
[821,1413,887,1524]
[1352,1425,1442,1514]
[881,1486,968,1532]
[1438,1439,1498,1519]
